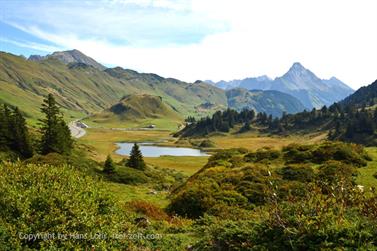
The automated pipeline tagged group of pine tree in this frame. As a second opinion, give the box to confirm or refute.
[103,143,146,174]
[179,80,377,145]
[0,94,73,158]
[0,92,146,173]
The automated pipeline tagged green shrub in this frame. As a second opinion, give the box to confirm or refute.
[236,181,268,205]
[244,147,281,162]
[0,161,129,249]
[278,165,315,182]
[204,148,248,169]
[24,150,102,175]
[193,217,258,251]
[107,166,150,185]
[193,184,377,250]
[213,190,248,206]
[168,181,219,218]
[317,160,358,186]
[283,144,314,163]
[199,139,215,148]
[311,142,368,166]
[283,142,370,167]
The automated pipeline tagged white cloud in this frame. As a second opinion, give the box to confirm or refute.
[109,0,191,11]
[0,37,62,52]
[2,0,377,89]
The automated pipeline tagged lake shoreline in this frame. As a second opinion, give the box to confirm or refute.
[115,142,209,157]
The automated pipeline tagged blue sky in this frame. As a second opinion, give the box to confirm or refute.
[1,0,376,88]
[1,0,228,53]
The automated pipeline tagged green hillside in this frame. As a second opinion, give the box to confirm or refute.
[340,79,377,108]
[226,88,306,117]
[0,51,227,123]
[87,94,183,129]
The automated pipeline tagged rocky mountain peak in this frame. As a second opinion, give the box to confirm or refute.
[28,49,106,70]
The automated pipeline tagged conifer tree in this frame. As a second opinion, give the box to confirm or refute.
[0,105,12,145]
[10,107,33,158]
[39,94,73,155]
[126,143,146,170]
[103,155,116,174]
[0,105,8,148]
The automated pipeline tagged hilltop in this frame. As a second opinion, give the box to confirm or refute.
[88,94,182,129]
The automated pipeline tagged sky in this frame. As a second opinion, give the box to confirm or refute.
[0,0,376,89]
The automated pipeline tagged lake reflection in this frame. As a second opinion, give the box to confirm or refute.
[115,142,209,157]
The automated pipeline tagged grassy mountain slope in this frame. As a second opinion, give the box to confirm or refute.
[340,79,377,108]
[0,51,227,122]
[87,94,183,129]
[226,88,306,117]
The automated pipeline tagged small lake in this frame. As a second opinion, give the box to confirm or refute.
[115,142,209,157]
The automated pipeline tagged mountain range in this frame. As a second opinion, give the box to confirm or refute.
[226,88,306,117]
[0,50,226,121]
[208,63,354,109]
[0,49,355,122]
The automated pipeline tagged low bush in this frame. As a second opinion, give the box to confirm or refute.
[283,142,369,166]
[199,139,215,148]
[193,183,377,250]
[278,165,315,182]
[244,147,281,163]
[0,161,129,249]
[317,160,358,186]
[168,180,219,218]
[107,166,150,185]
[129,200,169,221]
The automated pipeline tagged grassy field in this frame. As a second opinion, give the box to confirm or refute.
[145,156,208,175]
[357,147,377,189]
[78,128,174,161]
[82,116,182,131]
[208,131,327,150]
[79,128,327,173]
[106,182,170,207]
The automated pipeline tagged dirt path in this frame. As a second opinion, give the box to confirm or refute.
[68,120,87,138]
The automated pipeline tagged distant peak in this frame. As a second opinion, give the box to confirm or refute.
[256,75,272,81]
[31,49,106,70]
[290,62,306,71]
[51,49,84,56]
[329,76,339,81]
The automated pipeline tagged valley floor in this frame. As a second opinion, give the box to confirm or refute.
[77,126,377,202]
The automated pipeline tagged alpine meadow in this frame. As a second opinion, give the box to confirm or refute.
[1,0,377,250]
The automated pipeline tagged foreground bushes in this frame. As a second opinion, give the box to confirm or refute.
[192,182,377,250]
[169,142,371,219]
[167,141,377,250]
[283,142,370,166]
[0,162,129,250]
[0,160,197,250]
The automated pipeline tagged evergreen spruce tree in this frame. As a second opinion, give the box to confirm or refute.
[103,155,116,174]
[39,94,73,155]
[10,107,33,158]
[0,105,12,145]
[126,143,146,170]
[0,105,8,148]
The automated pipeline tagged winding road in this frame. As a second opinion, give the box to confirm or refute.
[68,120,87,138]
